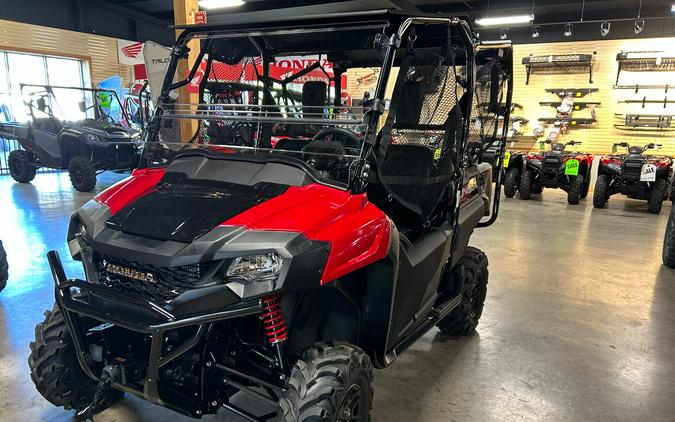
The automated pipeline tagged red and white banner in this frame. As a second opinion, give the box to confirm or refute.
[118,40,145,66]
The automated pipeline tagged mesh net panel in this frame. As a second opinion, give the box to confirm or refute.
[468,58,506,163]
[198,57,262,145]
[379,54,462,219]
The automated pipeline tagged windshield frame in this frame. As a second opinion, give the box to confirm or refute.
[143,17,476,193]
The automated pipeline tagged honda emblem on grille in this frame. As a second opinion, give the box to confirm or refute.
[106,263,157,283]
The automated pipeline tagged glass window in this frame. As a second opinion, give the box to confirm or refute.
[0,53,11,122]
[47,57,86,121]
[7,53,47,122]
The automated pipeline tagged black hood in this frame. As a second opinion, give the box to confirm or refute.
[106,180,288,243]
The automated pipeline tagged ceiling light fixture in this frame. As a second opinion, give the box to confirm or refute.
[198,0,245,10]
[564,23,573,37]
[531,25,540,38]
[601,21,611,36]
[475,14,534,27]
[634,19,645,34]
[672,4,675,13]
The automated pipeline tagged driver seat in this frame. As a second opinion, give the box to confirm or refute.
[302,81,327,118]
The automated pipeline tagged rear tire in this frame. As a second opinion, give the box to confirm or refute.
[519,169,533,200]
[0,240,7,292]
[28,304,123,413]
[648,178,666,214]
[279,343,373,422]
[68,156,97,192]
[8,150,37,183]
[663,207,675,267]
[581,171,591,199]
[593,174,609,208]
[436,246,488,336]
[567,175,584,205]
[504,167,520,198]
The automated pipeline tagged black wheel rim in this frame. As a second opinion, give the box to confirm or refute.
[337,384,363,422]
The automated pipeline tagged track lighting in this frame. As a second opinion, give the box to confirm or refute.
[531,25,540,38]
[499,28,509,40]
[563,23,572,37]
[634,19,645,34]
[476,14,534,27]
[600,21,611,36]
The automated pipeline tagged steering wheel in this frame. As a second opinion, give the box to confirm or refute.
[310,127,361,151]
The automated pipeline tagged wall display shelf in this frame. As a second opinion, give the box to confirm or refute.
[522,53,596,85]
[539,101,600,111]
[538,117,596,125]
[620,97,675,108]
[544,88,598,98]
[615,51,675,85]
[613,113,674,130]
[613,84,672,93]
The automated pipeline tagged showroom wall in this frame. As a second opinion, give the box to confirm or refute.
[346,36,675,156]
[512,36,675,156]
[0,19,131,87]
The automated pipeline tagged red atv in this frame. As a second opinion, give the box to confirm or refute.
[28,11,513,421]
[594,142,672,213]
[520,140,593,204]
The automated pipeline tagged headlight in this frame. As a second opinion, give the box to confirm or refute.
[225,253,284,298]
[227,253,283,283]
[86,134,99,142]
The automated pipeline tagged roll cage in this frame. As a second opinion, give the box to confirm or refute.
[143,11,512,229]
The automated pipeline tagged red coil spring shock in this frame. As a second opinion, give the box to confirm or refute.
[260,295,287,344]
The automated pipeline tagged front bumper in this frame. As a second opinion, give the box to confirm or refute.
[47,250,266,416]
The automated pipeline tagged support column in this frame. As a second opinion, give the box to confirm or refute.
[173,0,200,143]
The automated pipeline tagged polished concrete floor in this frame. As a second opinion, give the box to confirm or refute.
[1,172,674,422]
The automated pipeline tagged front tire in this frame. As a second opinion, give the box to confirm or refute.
[567,175,584,205]
[279,343,373,422]
[519,169,533,200]
[8,150,37,183]
[663,207,675,267]
[28,304,123,413]
[0,240,7,292]
[437,246,489,336]
[504,167,520,198]
[648,178,667,214]
[593,174,609,208]
[68,156,97,192]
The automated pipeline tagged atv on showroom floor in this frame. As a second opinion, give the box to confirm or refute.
[0,84,141,192]
[28,11,513,421]
[594,142,672,214]
[520,140,593,204]
[479,144,526,198]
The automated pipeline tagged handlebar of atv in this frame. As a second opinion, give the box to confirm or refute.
[565,140,582,146]
[644,143,662,151]
[613,142,630,147]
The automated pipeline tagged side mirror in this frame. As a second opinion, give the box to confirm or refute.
[37,97,47,112]
[78,100,86,113]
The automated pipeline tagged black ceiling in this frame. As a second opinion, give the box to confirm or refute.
[1,0,675,44]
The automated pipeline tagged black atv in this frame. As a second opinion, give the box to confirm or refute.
[520,140,593,204]
[0,84,141,192]
[594,142,672,214]
[480,144,525,198]
[28,11,514,421]
[0,240,7,292]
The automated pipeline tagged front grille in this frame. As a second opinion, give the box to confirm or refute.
[623,159,643,178]
[93,253,208,303]
[543,157,561,172]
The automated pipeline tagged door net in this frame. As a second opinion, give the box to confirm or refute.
[378,52,463,220]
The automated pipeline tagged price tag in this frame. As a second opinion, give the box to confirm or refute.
[564,159,579,176]
[640,164,656,181]
[502,151,511,168]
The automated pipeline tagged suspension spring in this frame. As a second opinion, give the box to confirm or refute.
[260,295,287,344]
